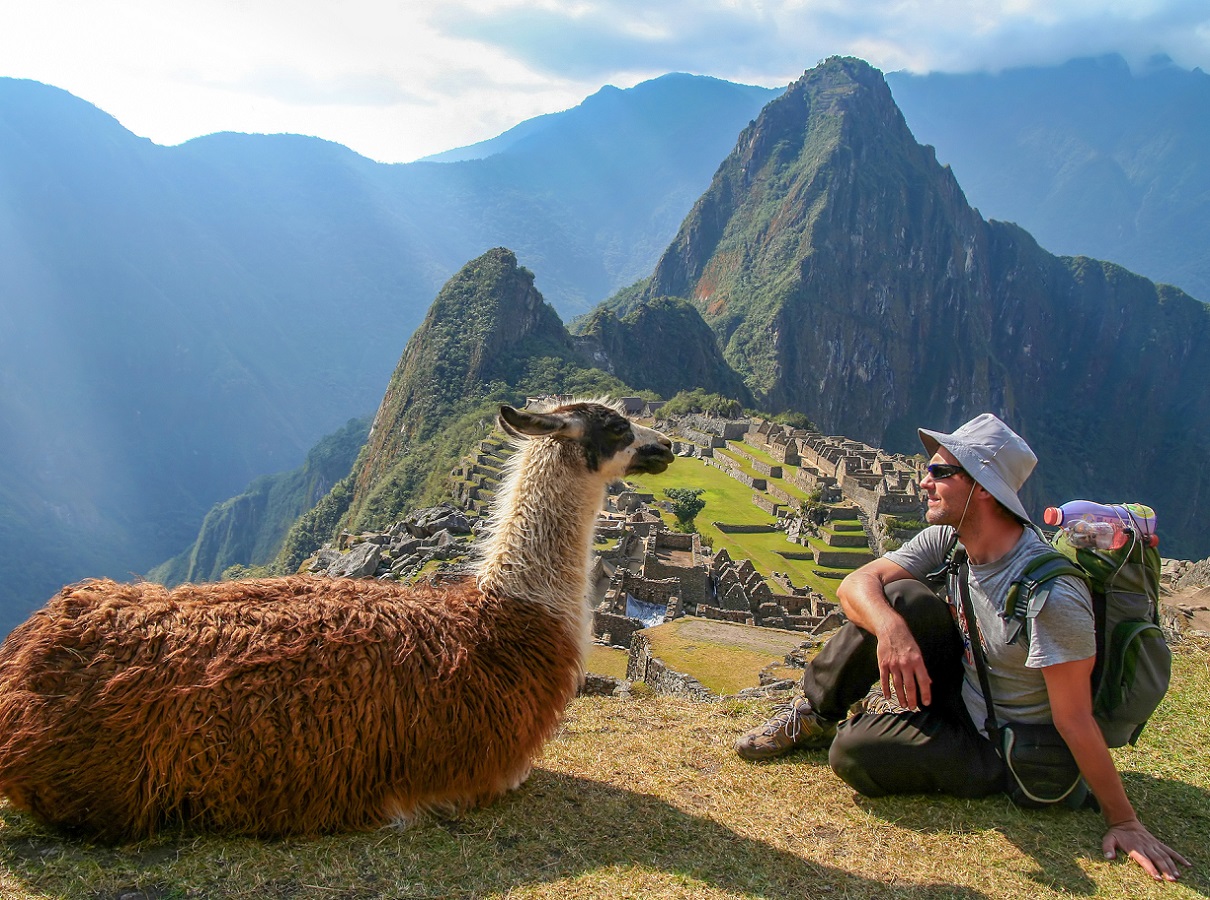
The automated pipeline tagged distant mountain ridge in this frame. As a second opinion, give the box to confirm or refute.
[423,73,780,164]
[338,247,751,539]
[887,54,1210,303]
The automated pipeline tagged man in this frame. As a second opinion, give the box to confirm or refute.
[734,413,1189,882]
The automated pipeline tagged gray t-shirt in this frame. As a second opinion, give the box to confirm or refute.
[886,525,1095,733]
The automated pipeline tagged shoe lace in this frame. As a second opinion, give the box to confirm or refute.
[761,701,804,740]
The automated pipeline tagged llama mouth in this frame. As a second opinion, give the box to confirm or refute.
[628,450,675,475]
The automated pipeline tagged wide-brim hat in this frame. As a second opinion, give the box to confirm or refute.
[918,413,1037,523]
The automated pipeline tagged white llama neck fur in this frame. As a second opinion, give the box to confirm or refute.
[474,436,606,650]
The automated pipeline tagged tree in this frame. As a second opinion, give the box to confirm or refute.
[664,488,706,532]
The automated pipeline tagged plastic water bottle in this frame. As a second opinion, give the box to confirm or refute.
[1042,500,1159,549]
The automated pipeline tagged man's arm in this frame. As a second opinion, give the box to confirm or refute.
[837,558,932,710]
[1044,658,1191,882]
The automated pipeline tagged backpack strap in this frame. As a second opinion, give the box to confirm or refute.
[922,529,963,592]
[1002,551,1088,645]
[955,550,1000,740]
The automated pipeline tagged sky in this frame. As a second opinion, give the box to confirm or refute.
[3,1,1209,164]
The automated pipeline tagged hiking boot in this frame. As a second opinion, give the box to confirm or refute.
[852,684,910,717]
[734,697,837,761]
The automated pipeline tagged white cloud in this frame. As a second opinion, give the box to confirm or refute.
[1,0,1207,162]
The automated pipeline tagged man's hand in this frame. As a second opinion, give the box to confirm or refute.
[837,560,929,711]
[1103,818,1191,881]
[876,621,931,710]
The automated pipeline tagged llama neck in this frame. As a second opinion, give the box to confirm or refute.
[476,440,606,631]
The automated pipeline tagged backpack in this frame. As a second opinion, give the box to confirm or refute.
[999,527,1170,748]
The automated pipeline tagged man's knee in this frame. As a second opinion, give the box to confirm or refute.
[828,711,1005,799]
[828,721,890,796]
[883,579,952,633]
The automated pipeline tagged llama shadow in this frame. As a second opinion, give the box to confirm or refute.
[0,771,990,899]
[854,772,1208,896]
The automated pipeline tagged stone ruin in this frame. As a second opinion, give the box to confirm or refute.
[593,525,711,647]
[745,420,927,553]
[694,548,844,633]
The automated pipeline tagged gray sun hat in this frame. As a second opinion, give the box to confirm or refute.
[918,413,1037,522]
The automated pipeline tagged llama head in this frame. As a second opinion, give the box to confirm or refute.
[498,401,674,480]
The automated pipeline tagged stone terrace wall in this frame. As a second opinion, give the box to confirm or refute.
[752,493,785,517]
[627,633,714,698]
[704,456,766,490]
[725,443,783,478]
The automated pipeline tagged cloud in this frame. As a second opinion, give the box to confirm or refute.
[433,1,786,81]
[433,0,1210,83]
[228,67,425,108]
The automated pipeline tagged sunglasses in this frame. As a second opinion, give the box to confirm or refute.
[926,463,967,480]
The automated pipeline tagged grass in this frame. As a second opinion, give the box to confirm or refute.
[641,618,808,695]
[585,645,629,680]
[626,456,854,600]
[2,644,1206,899]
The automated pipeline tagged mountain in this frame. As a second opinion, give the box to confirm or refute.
[574,296,754,405]
[148,416,369,585]
[887,54,1210,303]
[622,57,1210,559]
[157,255,755,577]
[0,73,775,630]
[336,246,748,540]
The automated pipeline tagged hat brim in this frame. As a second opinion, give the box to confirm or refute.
[918,426,1032,523]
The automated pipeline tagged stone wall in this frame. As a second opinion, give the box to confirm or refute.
[815,548,875,568]
[715,523,777,534]
[704,456,767,490]
[752,493,785,516]
[725,443,783,478]
[593,610,646,649]
[691,605,754,625]
[627,633,714,698]
[769,484,801,508]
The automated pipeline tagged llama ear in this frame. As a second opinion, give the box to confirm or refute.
[498,405,566,438]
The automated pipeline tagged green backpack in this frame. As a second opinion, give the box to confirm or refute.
[1003,528,1171,748]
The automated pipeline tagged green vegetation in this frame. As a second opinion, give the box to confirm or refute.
[585,645,630,680]
[628,455,852,601]
[643,618,805,695]
[151,417,371,585]
[663,488,706,533]
[659,389,744,418]
[274,473,357,574]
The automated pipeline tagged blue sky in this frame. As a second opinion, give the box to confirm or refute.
[3,1,1209,163]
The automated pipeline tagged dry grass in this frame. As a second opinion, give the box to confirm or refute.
[642,618,808,695]
[1,650,1206,899]
[585,645,630,680]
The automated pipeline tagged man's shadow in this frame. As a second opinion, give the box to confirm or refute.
[856,772,1207,896]
[0,770,990,899]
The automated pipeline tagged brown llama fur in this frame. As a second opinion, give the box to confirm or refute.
[0,401,673,841]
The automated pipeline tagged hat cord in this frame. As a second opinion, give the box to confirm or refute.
[954,481,977,539]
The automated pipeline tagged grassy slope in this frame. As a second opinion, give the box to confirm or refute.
[1,646,1205,898]
[627,453,859,598]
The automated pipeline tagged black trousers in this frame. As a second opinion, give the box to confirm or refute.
[802,580,1006,798]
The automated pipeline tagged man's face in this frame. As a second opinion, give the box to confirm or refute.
[921,448,976,526]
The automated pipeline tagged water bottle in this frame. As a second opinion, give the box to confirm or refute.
[1043,500,1158,549]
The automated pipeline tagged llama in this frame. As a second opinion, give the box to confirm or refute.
[0,400,674,841]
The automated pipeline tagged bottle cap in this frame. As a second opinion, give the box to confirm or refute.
[1043,507,1063,526]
